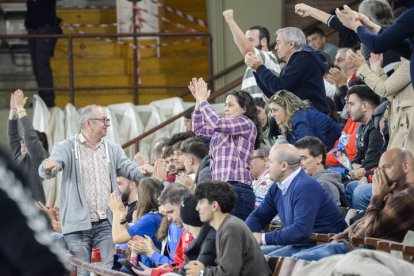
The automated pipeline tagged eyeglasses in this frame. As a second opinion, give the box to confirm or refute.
[89,118,111,124]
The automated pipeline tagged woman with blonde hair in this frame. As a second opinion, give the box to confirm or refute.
[109,177,164,268]
[268,90,341,150]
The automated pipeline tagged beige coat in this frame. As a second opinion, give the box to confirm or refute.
[357,59,414,152]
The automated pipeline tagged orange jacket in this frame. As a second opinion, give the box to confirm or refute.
[326,119,359,167]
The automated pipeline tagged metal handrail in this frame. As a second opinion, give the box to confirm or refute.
[0,32,212,105]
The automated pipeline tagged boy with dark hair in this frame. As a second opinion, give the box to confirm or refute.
[181,138,211,184]
[305,27,338,62]
[345,85,384,209]
[185,181,271,276]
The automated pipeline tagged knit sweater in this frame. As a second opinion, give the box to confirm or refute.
[39,134,143,234]
[246,170,347,245]
[8,117,48,203]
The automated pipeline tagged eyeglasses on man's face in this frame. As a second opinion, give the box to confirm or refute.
[89,117,111,124]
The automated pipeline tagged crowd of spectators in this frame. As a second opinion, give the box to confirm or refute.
[3,0,414,275]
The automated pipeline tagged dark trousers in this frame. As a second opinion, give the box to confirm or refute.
[229,181,255,221]
[28,25,57,107]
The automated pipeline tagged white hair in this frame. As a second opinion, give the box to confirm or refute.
[276,27,307,49]
[78,104,103,129]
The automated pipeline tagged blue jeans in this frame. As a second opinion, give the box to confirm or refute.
[64,219,115,276]
[262,243,316,257]
[345,181,372,210]
[292,242,350,261]
[230,182,255,221]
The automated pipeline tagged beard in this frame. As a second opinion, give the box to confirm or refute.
[121,188,131,203]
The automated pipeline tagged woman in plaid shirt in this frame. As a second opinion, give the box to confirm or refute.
[189,77,262,220]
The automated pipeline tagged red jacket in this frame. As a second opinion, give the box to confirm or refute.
[326,119,359,167]
[151,229,194,276]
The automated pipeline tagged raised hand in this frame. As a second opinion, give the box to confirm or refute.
[369,53,383,72]
[43,159,57,173]
[222,9,234,22]
[134,152,148,166]
[328,67,347,88]
[346,50,366,70]
[194,78,210,101]
[13,89,28,110]
[244,51,263,70]
[335,5,362,32]
[295,3,313,17]
[108,192,124,213]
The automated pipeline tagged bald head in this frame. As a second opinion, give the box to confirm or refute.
[379,147,414,187]
[271,144,301,169]
[268,144,301,182]
[380,148,413,167]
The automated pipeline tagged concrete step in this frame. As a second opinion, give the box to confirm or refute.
[53,73,168,88]
[54,38,158,59]
[55,88,181,107]
[57,8,116,25]
[51,55,165,76]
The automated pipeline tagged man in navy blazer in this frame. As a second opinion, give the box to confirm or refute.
[246,144,347,257]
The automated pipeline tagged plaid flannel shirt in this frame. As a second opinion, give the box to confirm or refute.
[333,185,414,247]
[192,101,257,185]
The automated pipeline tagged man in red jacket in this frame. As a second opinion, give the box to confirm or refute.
[133,184,194,275]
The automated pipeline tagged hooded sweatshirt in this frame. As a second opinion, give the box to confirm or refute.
[253,46,329,114]
[313,169,345,206]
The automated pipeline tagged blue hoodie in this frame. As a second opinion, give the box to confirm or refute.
[254,46,329,114]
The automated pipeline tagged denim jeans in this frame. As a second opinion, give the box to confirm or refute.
[292,242,350,261]
[261,243,316,257]
[64,219,115,276]
[230,182,255,221]
[345,181,372,210]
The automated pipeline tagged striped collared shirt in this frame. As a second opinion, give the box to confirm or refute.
[78,133,111,222]
[242,48,280,97]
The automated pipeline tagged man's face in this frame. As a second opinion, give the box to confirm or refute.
[173,149,185,172]
[267,148,284,182]
[298,148,320,176]
[249,149,268,179]
[347,94,365,123]
[245,29,262,50]
[117,176,132,202]
[162,202,182,226]
[89,108,110,138]
[165,155,177,175]
[334,51,351,76]
[379,152,403,184]
[257,106,268,128]
[183,153,195,174]
[274,33,293,62]
[196,199,214,222]
[306,33,325,50]
[184,118,192,132]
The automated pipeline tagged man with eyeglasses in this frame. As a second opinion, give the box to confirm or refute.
[249,144,273,209]
[39,104,144,275]
[245,144,347,257]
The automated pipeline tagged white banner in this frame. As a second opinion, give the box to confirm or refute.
[116,0,159,38]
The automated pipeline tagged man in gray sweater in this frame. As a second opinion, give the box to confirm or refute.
[185,181,271,276]
[295,136,345,206]
[8,89,48,203]
[39,105,143,274]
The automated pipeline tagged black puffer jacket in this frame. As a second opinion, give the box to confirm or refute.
[178,223,216,275]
